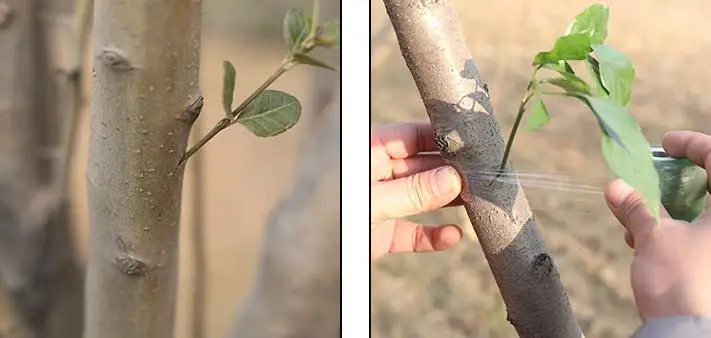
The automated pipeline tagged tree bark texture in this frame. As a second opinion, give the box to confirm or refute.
[383,0,583,337]
[0,0,85,337]
[85,0,202,337]
[230,82,341,338]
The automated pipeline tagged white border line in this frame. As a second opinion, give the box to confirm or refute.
[341,0,371,337]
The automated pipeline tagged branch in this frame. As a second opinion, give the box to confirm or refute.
[383,0,583,337]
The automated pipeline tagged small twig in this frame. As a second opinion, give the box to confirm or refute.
[175,59,293,170]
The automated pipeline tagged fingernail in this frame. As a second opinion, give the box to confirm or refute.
[433,166,460,197]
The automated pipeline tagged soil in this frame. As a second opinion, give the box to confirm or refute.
[371,0,711,337]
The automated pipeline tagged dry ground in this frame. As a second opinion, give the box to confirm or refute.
[371,0,711,337]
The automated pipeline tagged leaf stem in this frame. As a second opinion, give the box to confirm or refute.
[497,66,544,173]
[498,88,535,172]
[176,57,295,170]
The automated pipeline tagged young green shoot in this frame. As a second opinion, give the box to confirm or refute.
[498,3,662,221]
[175,6,340,170]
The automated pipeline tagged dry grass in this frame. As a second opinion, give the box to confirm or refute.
[370,0,711,337]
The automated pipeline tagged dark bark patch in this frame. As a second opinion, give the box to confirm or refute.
[531,252,556,278]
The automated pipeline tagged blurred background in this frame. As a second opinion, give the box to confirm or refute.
[0,0,339,337]
[370,0,711,337]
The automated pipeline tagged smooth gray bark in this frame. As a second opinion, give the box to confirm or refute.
[84,0,202,337]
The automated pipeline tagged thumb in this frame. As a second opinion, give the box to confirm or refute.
[372,166,462,222]
[604,179,657,243]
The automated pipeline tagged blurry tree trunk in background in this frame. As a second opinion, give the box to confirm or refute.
[83,0,202,337]
[230,79,341,338]
[0,0,89,336]
[230,1,341,337]
[309,0,341,124]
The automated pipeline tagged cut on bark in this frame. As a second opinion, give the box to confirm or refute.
[84,0,202,337]
[383,0,583,337]
[230,81,341,338]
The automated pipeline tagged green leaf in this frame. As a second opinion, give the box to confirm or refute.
[293,53,335,70]
[526,95,551,130]
[585,55,610,97]
[315,20,340,48]
[533,34,593,65]
[582,96,661,220]
[283,9,312,51]
[600,134,660,221]
[592,44,635,106]
[235,90,302,137]
[222,61,236,116]
[565,4,609,45]
[542,61,575,74]
[544,77,591,95]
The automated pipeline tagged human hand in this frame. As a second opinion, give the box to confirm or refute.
[371,122,464,261]
[605,130,711,321]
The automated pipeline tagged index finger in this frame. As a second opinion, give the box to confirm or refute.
[662,130,711,188]
[373,122,439,159]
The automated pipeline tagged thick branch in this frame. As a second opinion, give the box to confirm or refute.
[383,0,582,337]
[84,0,202,337]
[230,82,341,338]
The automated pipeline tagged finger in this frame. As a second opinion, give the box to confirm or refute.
[372,166,462,221]
[662,130,711,171]
[604,179,657,242]
[388,220,462,255]
[373,122,439,159]
[390,155,447,179]
[624,230,634,249]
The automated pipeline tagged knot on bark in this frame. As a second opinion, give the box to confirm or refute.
[114,236,152,276]
[434,131,464,158]
[178,95,204,123]
[115,254,150,276]
[98,47,136,71]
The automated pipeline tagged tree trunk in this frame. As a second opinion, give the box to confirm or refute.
[383,0,583,337]
[0,0,85,337]
[84,0,202,337]
[230,81,341,338]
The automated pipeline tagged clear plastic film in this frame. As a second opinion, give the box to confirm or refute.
[465,145,709,220]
